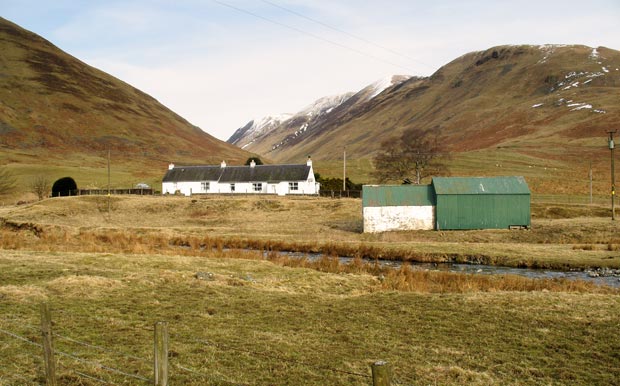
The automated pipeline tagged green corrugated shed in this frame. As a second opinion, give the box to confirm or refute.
[433,176,530,230]
[362,185,435,207]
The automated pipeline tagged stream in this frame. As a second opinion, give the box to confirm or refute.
[278,252,620,288]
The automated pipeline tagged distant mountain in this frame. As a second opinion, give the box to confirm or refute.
[0,17,250,178]
[228,46,619,182]
[228,114,292,150]
[227,75,411,158]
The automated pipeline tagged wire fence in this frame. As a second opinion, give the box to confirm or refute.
[0,307,403,385]
[531,193,613,205]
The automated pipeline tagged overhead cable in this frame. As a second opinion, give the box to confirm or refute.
[260,0,435,70]
[212,0,416,73]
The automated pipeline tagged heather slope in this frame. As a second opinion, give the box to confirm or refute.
[0,17,250,190]
[231,45,620,193]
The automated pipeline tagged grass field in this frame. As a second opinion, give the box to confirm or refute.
[0,195,619,385]
[1,250,619,385]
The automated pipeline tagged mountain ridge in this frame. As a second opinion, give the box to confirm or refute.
[228,75,412,157]
[230,44,619,162]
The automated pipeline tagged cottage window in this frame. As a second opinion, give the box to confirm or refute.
[230,183,235,192]
[289,182,299,191]
[201,182,210,192]
[253,183,262,192]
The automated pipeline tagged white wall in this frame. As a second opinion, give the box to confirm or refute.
[363,206,435,233]
[163,180,319,196]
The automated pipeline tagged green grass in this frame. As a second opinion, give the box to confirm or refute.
[0,250,619,385]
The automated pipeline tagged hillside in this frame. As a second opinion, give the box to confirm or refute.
[0,17,250,191]
[229,45,620,193]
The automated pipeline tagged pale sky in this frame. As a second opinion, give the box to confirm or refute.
[3,0,620,140]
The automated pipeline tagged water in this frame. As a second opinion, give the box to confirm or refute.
[278,251,620,288]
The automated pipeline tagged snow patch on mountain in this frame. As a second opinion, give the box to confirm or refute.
[228,113,292,146]
[366,75,411,100]
[296,93,354,119]
[590,48,599,59]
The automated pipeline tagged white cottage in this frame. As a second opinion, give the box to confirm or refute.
[162,158,320,196]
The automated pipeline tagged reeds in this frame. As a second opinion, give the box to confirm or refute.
[379,263,610,293]
[0,223,617,294]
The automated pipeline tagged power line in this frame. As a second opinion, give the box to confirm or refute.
[260,0,435,70]
[212,0,416,73]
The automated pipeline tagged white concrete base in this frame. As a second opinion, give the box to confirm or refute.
[363,206,435,233]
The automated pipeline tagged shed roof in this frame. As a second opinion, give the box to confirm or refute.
[432,176,530,195]
[362,185,435,207]
[163,164,311,183]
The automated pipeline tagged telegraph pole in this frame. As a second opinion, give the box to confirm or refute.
[343,146,347,191]
[608,130,617,220]
[107,149,111,214]
[589,161,593,205]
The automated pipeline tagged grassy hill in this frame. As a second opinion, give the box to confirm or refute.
[0,17,251,196]
[240,45,620,194]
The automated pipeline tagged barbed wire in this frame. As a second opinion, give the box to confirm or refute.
[171,362,250,386]
[73,370,116,385]
[2,314,386,383]
[174,334,371,379]
[53,332,150,364]
[53,309,154,333]
[0,327,41,348]
[0,372,37,386]
[0,327,150,383]
[55,350,151,383]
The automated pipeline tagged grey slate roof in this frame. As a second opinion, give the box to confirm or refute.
[163,164,311,183]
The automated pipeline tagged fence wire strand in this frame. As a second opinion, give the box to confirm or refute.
[53,332,150,364]
[0,327,150,383]
[175,334,371,379]
[171,362,250,386]
[3,312,383,384]
[74,370,116,385]
[55,350,151,383]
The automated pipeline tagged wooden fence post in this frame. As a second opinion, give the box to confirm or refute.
[371,360,390,386]
[154,321,169,386]
[40,303,57,386]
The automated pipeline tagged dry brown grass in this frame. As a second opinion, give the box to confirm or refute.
[2,223,615,295]
[0,195,619,273]
[380,263,611,293]
[0,284,48,302]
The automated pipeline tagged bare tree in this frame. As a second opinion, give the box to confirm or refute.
[30,175,51,200]
[0,167,17,195]
[372,130,449,184]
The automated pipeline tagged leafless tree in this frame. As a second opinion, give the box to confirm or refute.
[372,130,449,184]
[30,175,51,200]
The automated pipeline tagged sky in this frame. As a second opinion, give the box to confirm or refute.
[3,0,620,140]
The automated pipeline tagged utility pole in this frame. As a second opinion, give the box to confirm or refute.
[343,146,347,191]
[608,130,617,220]
[107,149,111,214]
[589,161,593,205]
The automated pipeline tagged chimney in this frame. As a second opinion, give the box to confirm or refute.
[220,160,227,168]
[306,156,312,167]
[168,163,175,170]
[250,160,256,168]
